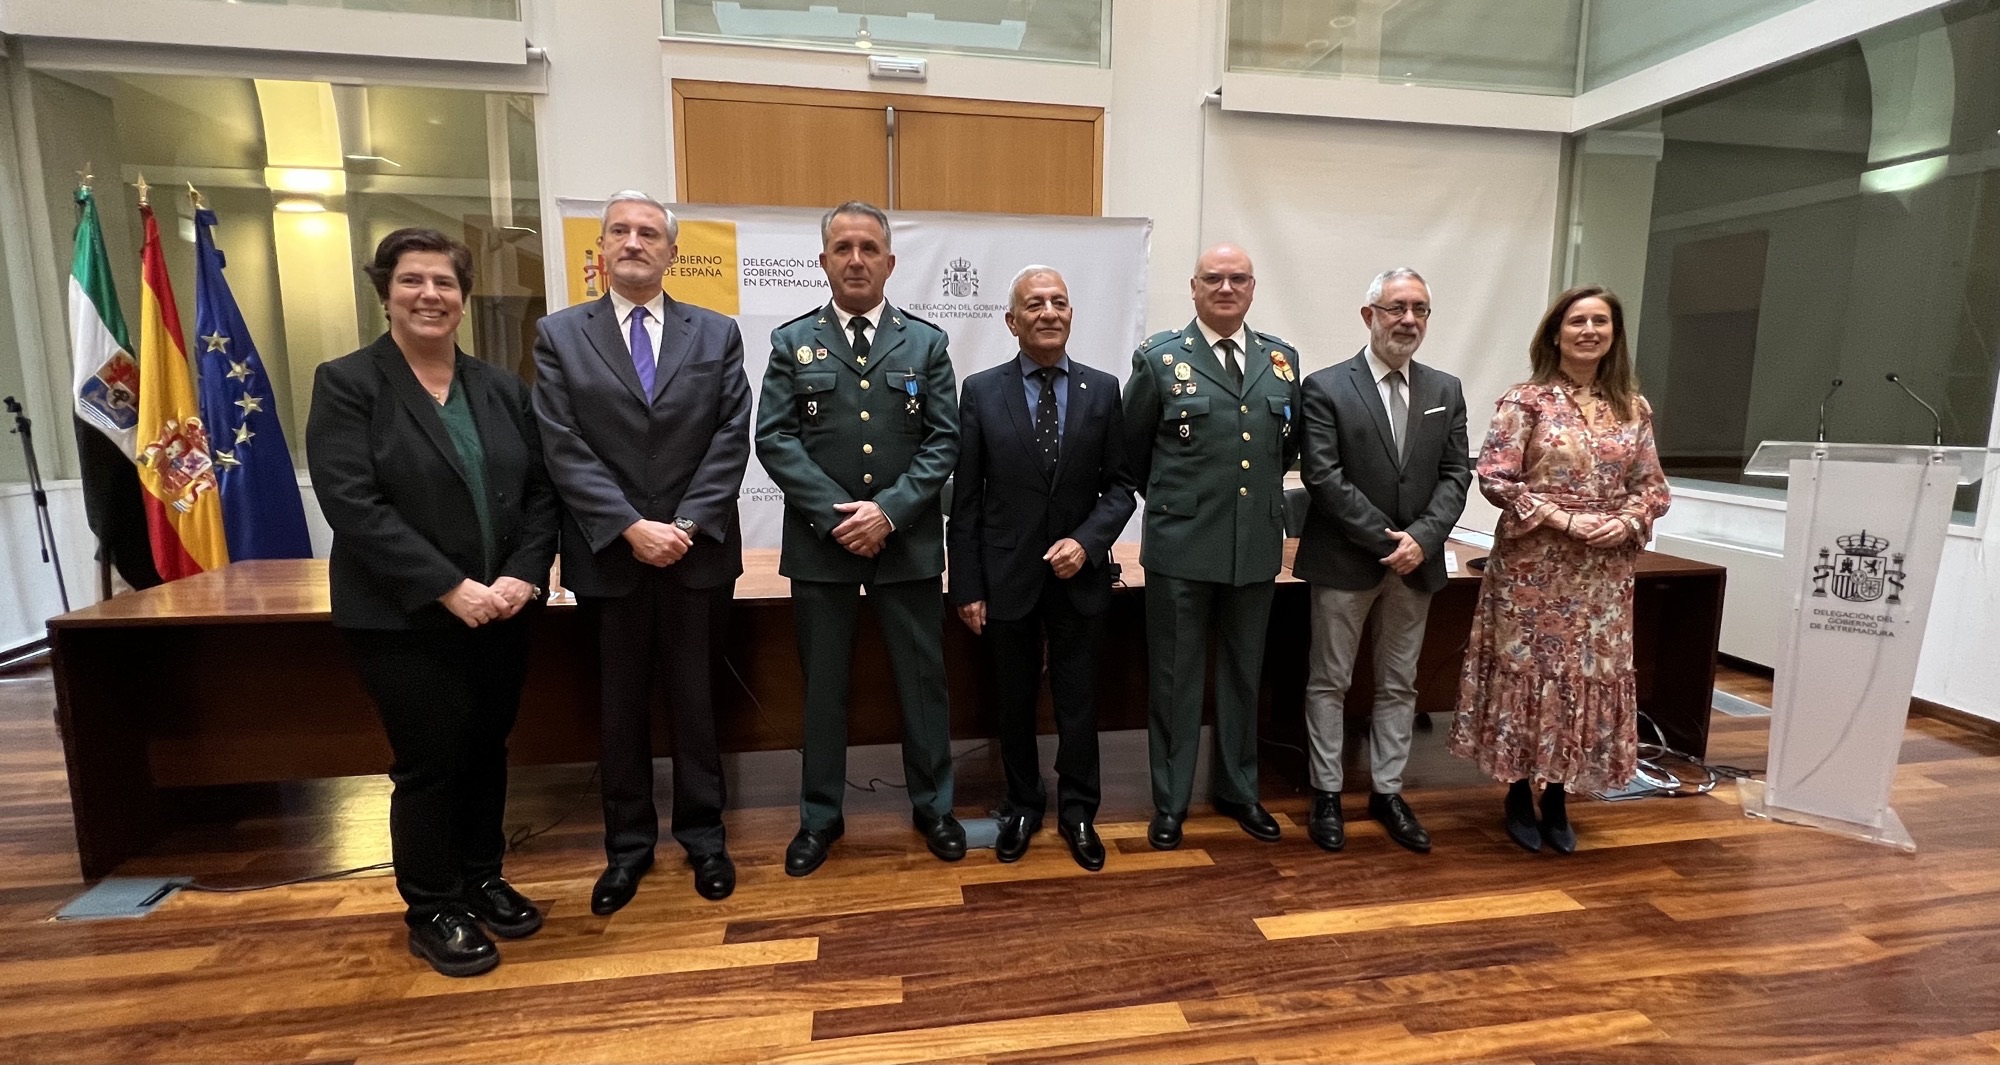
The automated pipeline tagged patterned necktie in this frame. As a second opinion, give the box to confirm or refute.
[629,305,654,397]
[1387,369,1408,462]
[1035,365,1061,475]
[849,316,871,365]
[1218,338,1243,388]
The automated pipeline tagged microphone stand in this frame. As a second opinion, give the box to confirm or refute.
[1815,378,1843,443]
[1884,373,1945,447]
[5,396,71,613]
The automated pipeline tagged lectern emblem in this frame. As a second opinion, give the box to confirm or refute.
[1810,530,1907,604]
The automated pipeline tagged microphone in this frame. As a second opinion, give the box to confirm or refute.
[1884,372,1944,446]
[1815,378,1843,442]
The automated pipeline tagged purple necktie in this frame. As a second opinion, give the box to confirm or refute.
[629,305,655,396]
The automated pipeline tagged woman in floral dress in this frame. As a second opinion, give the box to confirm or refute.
[1448,285,1671,855]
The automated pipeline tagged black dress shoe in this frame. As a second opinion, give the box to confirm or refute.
[1215,798,1282,842]
[408,909,498,978]
[1369,792,1432,853]
[689,851,736,901]
[1505,793,1543,853]
[1540,814,1577,855]
[785,819,844,878]
[590,856,654,916]
[994,811,1042,863]
[1059,820,1106,871]
[1308,790,1346,853]
[1147,810,1184,850]
[463,876,542,938]
[914,811,967,862]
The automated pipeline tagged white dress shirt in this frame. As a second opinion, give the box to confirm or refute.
[1195,319,1252,374]
[608,288,666,364]
[1364,345,1411,421]
[831,300,886,351]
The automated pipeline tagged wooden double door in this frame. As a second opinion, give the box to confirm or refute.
[672,80,1102,216]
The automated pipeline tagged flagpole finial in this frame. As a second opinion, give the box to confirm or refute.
[76,162,93,190]
[187,183,205,211]
[135,173,151,207]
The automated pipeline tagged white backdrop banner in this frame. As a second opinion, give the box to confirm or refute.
[556,201,1152,548]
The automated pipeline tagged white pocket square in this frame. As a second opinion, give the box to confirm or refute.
[1423,405,1447,415]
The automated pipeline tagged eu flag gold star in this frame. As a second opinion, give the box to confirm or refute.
[215,449,240,468]
[234,423,255,445]
[234,394,264,415]
[201,331,230,353]
[226,359,253,382]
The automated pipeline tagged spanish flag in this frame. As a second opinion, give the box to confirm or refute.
[134,190,229,579]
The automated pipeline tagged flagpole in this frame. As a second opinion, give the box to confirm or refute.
[73,171,116,602]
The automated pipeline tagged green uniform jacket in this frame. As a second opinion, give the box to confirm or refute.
[755,302,960,583]
[1124,319,1304,586]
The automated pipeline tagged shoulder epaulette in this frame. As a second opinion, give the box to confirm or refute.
[1253,329,1295,352]
[776,306,824,330]
[1138,329,1182,353]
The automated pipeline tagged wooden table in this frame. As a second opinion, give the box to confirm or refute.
[48,541,1723,879]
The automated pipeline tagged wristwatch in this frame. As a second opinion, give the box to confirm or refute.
[673,516,699,537]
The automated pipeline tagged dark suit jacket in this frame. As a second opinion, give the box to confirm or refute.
[307,333,559,630]
[947,357,1137,621]
[1292,348,1471,594]
[755,302,958,584]
[531,294,751,597]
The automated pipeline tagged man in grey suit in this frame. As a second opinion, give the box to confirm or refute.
[533,190,752,911]
[1292,267,1469,854]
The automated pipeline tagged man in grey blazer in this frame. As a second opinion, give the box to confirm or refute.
[1292,267,1469,854]
[533,190,752,911]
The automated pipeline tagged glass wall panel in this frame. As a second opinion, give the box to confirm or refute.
[191,0,520,18]
[666,0,1110,66]
[28,71,544,467]
[1566,0,2000,521]
[1581,0,1813,91]
[1228,0,1583,95]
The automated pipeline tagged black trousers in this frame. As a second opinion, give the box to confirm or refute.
[583,575,732,866]
[344,618,532,925]
[986,583,1104,824]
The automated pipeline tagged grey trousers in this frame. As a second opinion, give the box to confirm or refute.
[1303,573,1433,794]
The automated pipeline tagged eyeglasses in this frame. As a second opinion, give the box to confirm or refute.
[1369,302,1432,320]
[1196,273,1255,289]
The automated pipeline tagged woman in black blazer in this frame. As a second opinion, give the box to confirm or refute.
[307,229,558,977]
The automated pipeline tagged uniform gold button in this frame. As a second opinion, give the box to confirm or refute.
[863,444,874,454]
[1239,486,1248,496]
[863,473,874,484]
[1241,459,1251,469]
[1242,432,1251,441]
[861,411,871,421]
[1240,404,1249,413]
[860,379,871,389]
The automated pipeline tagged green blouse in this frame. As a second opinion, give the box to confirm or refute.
[435,378,496,573]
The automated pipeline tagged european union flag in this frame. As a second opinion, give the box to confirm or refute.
[193,205,312,560]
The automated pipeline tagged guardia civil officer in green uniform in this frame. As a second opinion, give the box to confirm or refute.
[755,201,964,877]
[1125,243,1304,850]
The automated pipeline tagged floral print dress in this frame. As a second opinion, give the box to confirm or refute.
[1447,381,1672,790]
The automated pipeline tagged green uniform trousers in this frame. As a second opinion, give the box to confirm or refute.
[1145,573,1275,815]
[793,577,954,829]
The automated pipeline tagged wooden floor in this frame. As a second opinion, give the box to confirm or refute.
[2,664,1998,1064]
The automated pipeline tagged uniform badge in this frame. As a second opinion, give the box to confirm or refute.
[1184,381,1197,394]
[1178,423,1191,440]
[1271,351,1294,382]
[1174,363,1192,382]
[815,348,829,360]
[805,399,819,417]
[1171,383,1183,396]
[1163,353,1175,366]
[796,346,813,364]
[1181,337,1193,348]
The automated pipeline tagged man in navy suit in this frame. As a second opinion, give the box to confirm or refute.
[532,191,752,912]
[948,266,1136,870]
